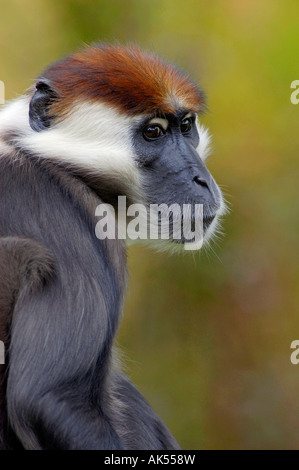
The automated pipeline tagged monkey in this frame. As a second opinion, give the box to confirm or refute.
[0,44,225,450]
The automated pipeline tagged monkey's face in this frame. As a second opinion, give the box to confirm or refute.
[22,44,226,251]
[132,111,225,250]
[24,87,224,251]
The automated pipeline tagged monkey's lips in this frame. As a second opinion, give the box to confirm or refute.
[165,212,217,245]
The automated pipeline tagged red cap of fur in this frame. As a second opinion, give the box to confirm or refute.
[42,44,205,117]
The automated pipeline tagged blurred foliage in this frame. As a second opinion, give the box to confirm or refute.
[1,0,299,449]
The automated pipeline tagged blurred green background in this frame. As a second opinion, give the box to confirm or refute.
[1,0,298,450]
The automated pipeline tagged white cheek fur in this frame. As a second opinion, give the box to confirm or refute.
[0,98,210,177]
[195,120,212,162]
[0,99,142,190]
[195,120,227,218]
[0,98,226,250]
[0,96,31,133]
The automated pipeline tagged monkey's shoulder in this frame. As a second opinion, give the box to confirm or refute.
[0,152,98,232]
[0,152,126,275]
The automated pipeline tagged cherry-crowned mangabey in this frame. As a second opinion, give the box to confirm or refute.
[0,44,225,449]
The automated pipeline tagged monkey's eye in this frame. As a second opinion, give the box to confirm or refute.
[143,125,165,140]
[180,117,192,134]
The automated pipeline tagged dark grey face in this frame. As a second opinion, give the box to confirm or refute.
[132,111,222,245]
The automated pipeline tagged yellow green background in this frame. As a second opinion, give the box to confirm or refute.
[1,0,299,449]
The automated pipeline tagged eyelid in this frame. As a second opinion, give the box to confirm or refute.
[148,117,169,131]
[182,113,193,121]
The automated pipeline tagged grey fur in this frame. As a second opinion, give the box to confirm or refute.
[0,151,179,449]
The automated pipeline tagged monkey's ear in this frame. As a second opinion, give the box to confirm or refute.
[29,79,58,132]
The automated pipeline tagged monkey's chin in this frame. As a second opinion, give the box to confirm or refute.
[132,233,204,254]
[125,217,220,253]
[183,238,203,251]
[179,213,221,251]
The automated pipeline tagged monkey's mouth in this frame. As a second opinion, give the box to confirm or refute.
[123,202,220,251]
[159,210,218,248]
[203,214,217,231]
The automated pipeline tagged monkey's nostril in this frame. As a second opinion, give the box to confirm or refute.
[193,176,208,188]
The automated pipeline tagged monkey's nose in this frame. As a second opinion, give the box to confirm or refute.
[193,176,209,188]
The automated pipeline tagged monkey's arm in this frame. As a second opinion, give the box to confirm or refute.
[0,236,54,449]
[0,242,122,449]
[110,371,181,450]
[2,237,124,450]
[0,155,127,449]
